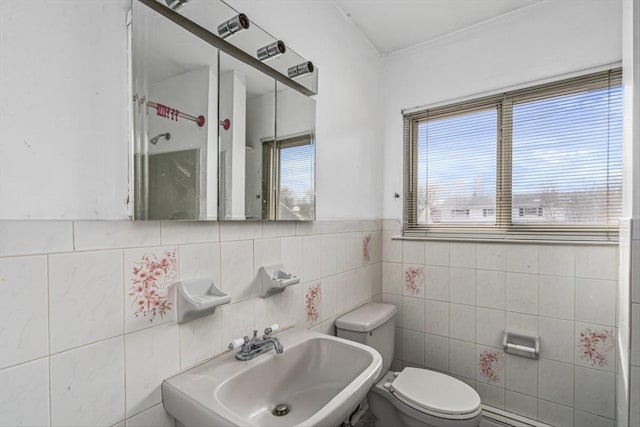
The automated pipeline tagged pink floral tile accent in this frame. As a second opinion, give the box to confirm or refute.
[578,327,615,367]
[404,265,425,296]
[305,282,322,327]
[478,349,505,383]
[362,234,372,263]
[129,250,177,322]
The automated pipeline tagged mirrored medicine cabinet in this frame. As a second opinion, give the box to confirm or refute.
[131,0,317,222]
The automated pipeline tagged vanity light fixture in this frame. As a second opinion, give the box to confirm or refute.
[165,0,190,11]
[257,40,286,61]
[287,61,314,78]
[217,14,250,39]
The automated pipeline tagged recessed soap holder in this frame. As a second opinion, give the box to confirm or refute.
[176,279,231,324]
[503,331,540,359]
[259,264,299,297]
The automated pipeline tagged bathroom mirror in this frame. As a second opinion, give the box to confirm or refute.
[132,0,219,220]
[131,0,317,221]
[220,56,316,221]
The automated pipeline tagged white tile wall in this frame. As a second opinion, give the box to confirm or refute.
[0,217,626,426]
[50,337,124,426]
[424,265,449,301]
[506,390,537,419]
[126,403,175,427]
[160,221,219,245]
[424,333,449,372]
[476,270,506,310]
[574,366,616,419]
[450,267,476,305]
[539,275,574,320]
[505,355,537,396]
[449,339,476,379]
[505,272,538,315]
[0,219,381,426]
[574,278,617,326]
[125,324,180,418]
[48,250,123,353]
[449,303,476,342]
[424,299,449,336]
[538,317,574,363]
[0,221,73,256]
[538,359,574,407]
[631,366,640,427]
[538,399,574,426]
[631,219,640,427]
[74,220,160,251]
[0,358,50,426]
[0,256,48,369]
[574,410,616,427]
[179,243,221,283]
[381,225,620,425]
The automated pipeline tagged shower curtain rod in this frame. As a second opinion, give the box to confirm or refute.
[146,100,206,127]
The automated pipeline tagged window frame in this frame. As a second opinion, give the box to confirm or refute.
[403,68,622,242]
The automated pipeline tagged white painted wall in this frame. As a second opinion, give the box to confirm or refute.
[381,0,623,219]
[0,0,383,220]
[0,0,131,219]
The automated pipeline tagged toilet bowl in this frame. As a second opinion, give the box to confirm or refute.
[336,303,481,427]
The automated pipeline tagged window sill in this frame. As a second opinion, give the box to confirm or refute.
[393,233,618,246]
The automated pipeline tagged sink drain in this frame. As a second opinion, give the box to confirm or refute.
[272,403,290,416]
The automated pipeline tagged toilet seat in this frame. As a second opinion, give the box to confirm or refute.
[389,368,482,420]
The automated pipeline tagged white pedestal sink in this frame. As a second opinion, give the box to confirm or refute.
[162,328,382,427]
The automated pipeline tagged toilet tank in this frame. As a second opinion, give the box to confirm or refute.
[335,303,397,376]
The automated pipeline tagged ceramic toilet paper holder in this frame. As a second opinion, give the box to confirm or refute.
[503,331,540,359]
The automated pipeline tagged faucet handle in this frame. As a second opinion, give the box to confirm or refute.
[263,324,280,337]
[241,336,251,352]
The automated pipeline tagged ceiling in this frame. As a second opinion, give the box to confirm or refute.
[334,0,541,55]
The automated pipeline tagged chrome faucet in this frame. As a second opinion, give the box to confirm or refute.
[233,327,284,361]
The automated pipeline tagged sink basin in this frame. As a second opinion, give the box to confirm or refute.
[162,328,382,426]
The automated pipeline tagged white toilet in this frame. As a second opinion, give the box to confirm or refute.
[336,303,482,427]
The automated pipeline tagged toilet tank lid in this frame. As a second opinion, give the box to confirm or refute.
[335,303,397,332]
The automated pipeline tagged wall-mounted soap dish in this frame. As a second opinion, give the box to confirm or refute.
[176,279,231,324]
[258,264,300,297]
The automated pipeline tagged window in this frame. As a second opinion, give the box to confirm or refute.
[451,209,470,218]
[262,133,315,220]
[518,207,543,217]
[483,208,495,218]
[403,69,622,241]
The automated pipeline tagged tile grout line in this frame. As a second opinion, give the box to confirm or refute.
[121,248,128,423]
[46,252,52,427]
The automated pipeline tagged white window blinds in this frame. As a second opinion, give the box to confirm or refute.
[403,68,623,241]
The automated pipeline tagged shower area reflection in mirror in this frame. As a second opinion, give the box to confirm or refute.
[147,149,199,220]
